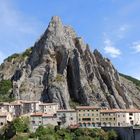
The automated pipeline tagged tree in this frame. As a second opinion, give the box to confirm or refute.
[107,129,118,140]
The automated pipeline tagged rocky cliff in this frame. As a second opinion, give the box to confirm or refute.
[0,16,140,109]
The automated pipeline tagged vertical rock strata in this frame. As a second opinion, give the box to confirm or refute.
[0,16,138,109]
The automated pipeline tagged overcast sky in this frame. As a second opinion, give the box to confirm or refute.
[0,0,140,79]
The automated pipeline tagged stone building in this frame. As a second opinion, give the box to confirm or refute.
[116,109,140,127]
[0,112,13,129]
[30,113,57,132]
[76,106,101,128]
[21,101,40,114]
[100,109,117,127]
[39,103,59,114]
[9,100,22,117]
[100,109,140,127]
[0,102,10,112]
[57,109,77,128]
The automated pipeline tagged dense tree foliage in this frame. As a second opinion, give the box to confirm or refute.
[0,80,13,102]
[0,118,118,140]
[29,126,118,140]
[13,117,29,133]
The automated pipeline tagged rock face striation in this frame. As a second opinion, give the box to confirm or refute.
[0,16,140,109]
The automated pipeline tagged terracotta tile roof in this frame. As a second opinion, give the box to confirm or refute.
[0,112,10,117]
[101,109,118,113]
[42,114,55,117]
[57,109,76,112]
[21,101,40,103]
[76,106,100,110]
[0,102,10,105]
[30,112,56,117]
[101,109,140,113]
[39,103,58,106]
[30,112,43,117]
[68,124,79,129]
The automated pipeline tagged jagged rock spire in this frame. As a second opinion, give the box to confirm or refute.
[0,16,138,109]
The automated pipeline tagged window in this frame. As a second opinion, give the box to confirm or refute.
[70,117,73,120]
[123,115,125,117]
[79,118,81,121]
[79,114,81,116]
[129,117,132,120]
[92,114,94,116]
[32,121,35,124]
[82,118,91,121]
[0,122,3,126]
[88,113,90,116]
[129,113,133,116]
[92,118,94,121]
[118,115,120,117]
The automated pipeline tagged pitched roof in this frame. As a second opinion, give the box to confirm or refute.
[76,106,100,110]
[57,109,76,112]
[101,109,140,113]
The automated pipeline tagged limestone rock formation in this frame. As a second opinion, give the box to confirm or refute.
[0,16,139,109]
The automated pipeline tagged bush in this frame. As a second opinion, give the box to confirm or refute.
[107,129,118,140]
[13,117,29,133]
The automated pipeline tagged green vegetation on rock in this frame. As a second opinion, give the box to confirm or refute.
[55,74,65,82]
[6,48,32,62]
[0,80,14,102]
[119,73,140,87]
[69,99,80,109]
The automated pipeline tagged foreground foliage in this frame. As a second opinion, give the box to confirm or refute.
[29,126,118,140]
[0,117,118,140]
[0,117,29,140]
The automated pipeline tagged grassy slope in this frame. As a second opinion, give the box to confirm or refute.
[119,73,140,87]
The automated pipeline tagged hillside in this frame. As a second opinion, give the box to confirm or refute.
[0,16,140,109]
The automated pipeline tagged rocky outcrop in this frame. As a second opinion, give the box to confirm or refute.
[0,16,139,109]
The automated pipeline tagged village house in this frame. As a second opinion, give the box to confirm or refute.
[42,114,57,127]
[76,106,101,128]
[57,110,77,128]
[39,103,59,114]
[30,113,42,131]
[100,109,117,127]
[0,102,10,112]
[21,101,40,114]
[9,100,22,117]
[30,113,57,132]
[116,109,140,127]
[100,109,140,127]
[0,112,13,129]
